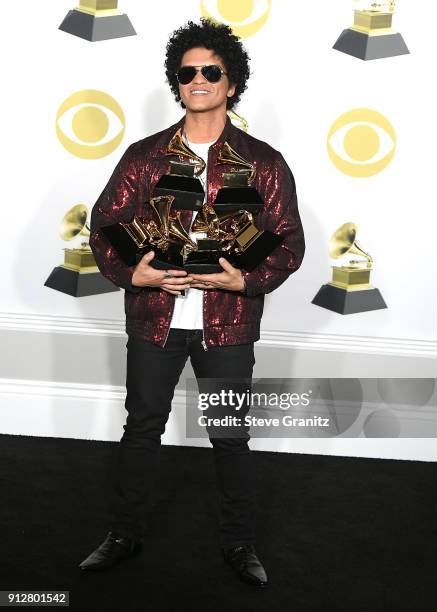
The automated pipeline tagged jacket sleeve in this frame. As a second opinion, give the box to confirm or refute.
[89,143,142,294]
[240,151,305,297]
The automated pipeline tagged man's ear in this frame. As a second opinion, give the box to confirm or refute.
[227,83,237,97]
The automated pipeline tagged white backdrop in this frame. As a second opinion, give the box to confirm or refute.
[1,0,435,340]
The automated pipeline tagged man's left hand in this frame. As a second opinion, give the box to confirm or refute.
[189,257,245,292]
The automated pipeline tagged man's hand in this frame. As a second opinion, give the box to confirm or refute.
[131,251,193,296]
[189,257,245,292]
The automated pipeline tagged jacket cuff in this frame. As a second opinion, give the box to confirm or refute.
[241,269,259,297]
[126,266,142,294]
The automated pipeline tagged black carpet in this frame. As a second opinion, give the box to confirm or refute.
[0,433,435,611]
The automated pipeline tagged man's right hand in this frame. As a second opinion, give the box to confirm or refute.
[131,251,193,296]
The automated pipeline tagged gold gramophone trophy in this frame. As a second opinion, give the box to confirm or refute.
[59,0,136,42]
[101,195,197,270]
[44,204,120,297]
[333,0,409,60]
[311,222,387,314]
[184,202,239,272]
[191,204,284,272]
[214,142,263,213]
[153,129,206,210]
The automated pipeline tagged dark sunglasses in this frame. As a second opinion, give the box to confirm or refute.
[176,64,228,85]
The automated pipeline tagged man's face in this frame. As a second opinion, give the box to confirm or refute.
[178,47,236,113]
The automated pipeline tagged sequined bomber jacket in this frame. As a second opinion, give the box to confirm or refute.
[89,114,305,348]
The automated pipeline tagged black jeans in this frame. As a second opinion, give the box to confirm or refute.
[108,328,256,549]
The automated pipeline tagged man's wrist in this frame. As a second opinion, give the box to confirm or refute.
[240,274,247,294]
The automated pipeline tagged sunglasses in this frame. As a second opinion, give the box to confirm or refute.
[176,64,228,85]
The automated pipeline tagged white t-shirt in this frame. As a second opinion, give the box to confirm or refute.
[169,137,216,330]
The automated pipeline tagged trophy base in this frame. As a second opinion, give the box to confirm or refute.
[311,284,387,314]
[134,246,185,271]
[58,9,136,42]
[214,187,264,213]
[153,176,205,210]
[184,263,223,273]
[333,29,409,60]
[44,266,120,297]
[232,231,284,272]
[184,250,227,274]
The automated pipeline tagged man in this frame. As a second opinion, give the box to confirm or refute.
[79,18,305,588]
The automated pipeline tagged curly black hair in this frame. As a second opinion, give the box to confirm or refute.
[164,18,251,111]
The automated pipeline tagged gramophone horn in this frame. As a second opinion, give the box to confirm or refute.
[194,203,221,238]
[166,128,206,176]
[216,141,256,182]
[329,222,373,265]
[192,208,252,236]
[168,211,197,249]
[121,216,151,247]
[149,195,174,239]
[191,215,209,233]
[59,204,90,241]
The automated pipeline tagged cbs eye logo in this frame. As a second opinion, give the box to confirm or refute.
[327,108,396,177]
[200,0,270,38]
[56,90,125,159]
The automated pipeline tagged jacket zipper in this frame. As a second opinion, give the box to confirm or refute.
[201,140,215,352]
[201,288,208,351]
[162,296,176,348]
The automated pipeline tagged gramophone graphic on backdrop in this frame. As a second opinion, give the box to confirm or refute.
[312,222,387,314]
[333,0,409,60]
[44,204,120,297]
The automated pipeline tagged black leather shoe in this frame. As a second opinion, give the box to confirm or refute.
[222,544,268,587]
[79,531,142,571]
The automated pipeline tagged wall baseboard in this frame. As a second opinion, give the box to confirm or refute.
[1,311,436,358]
[1,377,437,462]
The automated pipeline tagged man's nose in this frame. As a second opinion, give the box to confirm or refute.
[193,69,208,84]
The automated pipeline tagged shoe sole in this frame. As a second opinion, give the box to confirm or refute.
[223,558,268,587]
[232,571,268,588]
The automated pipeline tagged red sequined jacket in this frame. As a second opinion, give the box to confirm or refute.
[89,114,305,348]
